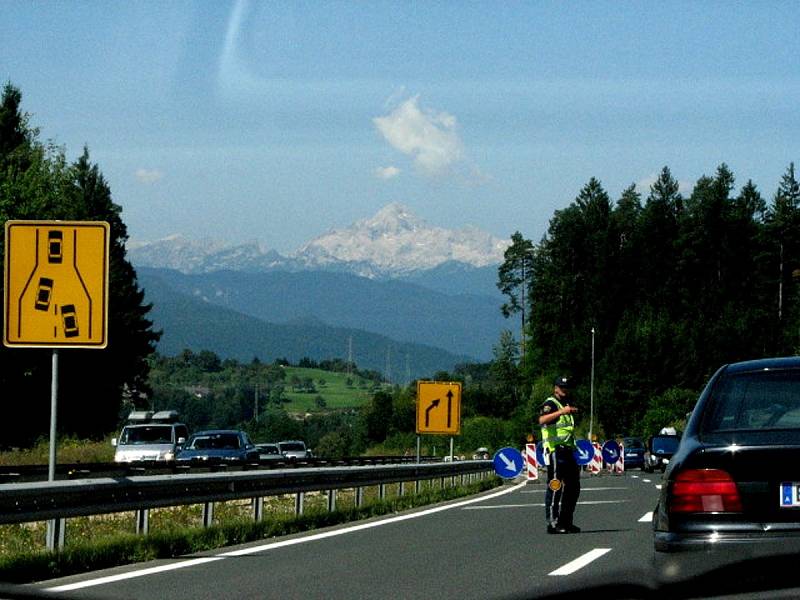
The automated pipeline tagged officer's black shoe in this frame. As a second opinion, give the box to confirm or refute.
[547,524,569,534]
[565,524,581,533]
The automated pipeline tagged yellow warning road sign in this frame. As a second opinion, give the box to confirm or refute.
[416,381,461,435]
[4,220,110,348]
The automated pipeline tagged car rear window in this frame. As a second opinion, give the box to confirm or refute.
[702,369,800,432]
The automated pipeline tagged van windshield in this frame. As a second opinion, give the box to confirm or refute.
[120,425,173,445]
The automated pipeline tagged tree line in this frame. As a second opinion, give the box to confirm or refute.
[499,164,800,438]
[0,84,159,448]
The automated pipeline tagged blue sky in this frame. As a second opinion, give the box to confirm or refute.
[2,1,798,253]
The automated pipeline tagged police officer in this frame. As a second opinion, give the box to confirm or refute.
[539,375,581,534]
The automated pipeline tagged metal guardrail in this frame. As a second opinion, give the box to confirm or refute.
[0,460,493,526]
[0,455,443,483]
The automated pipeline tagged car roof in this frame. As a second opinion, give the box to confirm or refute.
[722,356,800,374]
[192,430,242,436]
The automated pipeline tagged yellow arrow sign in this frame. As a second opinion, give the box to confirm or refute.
[3,220,110,348]
[416,381,462,435]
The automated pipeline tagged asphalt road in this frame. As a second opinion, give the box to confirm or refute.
[35,471,663,600]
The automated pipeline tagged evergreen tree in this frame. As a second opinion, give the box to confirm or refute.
[497,231,535,359]
[0,84,160,445]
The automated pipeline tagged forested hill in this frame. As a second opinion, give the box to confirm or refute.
[138,269,474,381]
[523,165,800,436]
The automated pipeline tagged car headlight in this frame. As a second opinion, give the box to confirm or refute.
[163,451,175,461]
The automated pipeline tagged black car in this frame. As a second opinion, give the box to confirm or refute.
[176,430,259,465]
[644,434,681,473]
[653,356,800,581]
[622,436,646,469]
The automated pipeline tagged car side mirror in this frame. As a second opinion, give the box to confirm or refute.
[111,438,117,447]
[177,437,186,445]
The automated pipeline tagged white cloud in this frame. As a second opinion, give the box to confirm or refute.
[373,96,464,175]
[135,168,164,184]
[375,166,401,180]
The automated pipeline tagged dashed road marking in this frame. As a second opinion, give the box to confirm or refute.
[549,548,612,576]
[639,512,653,522]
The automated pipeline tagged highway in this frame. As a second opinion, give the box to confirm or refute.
[36,471,662,599]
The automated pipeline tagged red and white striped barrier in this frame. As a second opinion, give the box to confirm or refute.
[525,443,538,481]
[589,442,603,475]
[614,443,625,474]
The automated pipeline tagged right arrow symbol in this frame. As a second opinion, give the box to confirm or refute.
[425,398,440,427]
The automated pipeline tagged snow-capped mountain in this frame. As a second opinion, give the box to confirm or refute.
[127,203,509,278]
[292,203,509,276]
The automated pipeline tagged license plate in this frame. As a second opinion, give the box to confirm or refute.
[780,482,800,507]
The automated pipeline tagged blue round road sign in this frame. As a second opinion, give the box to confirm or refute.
[602,440,621,464]
[492,447,524,479]
[573,439,594,465]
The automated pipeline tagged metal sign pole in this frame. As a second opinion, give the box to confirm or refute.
[48,349,58,481]
[416,435,421,464]
[46,349,63,551]
[449,437,454,461]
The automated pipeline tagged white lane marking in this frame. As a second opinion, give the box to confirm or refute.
[642,479,652,483]
[655,484,662,490]
[630,475,639,479]
[639,512,653,522]
[463,499,629,510]
[46,481,528,593]
[549,548,612,576]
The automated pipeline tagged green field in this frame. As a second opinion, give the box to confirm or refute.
[280,367,390,414]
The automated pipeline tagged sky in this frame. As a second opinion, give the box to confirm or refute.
[2,1,799,254]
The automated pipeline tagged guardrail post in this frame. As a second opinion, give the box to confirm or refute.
[295,492,304,515]
[355,487,364,508]
[135,509,149,535]
[252,497,264,522]
[327,489,336,512]
[202,502,214,528]
[414,479,420,494]
[399,481,405,496]
[379,483,386,501]
[45,517,65,552]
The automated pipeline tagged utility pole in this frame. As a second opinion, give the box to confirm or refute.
[347,336,353,376]
[254,383,259,423]
[589,327,595,441]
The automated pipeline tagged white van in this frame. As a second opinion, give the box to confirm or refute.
[112,410,189,463]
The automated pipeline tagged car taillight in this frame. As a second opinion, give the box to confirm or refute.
[669,468,743,513]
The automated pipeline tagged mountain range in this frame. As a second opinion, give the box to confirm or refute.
[128,202,509,281]
[129,203,514,374]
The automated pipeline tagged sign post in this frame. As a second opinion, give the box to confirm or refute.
[3,220,110,551]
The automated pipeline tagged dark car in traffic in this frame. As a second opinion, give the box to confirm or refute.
[256,443,283,462]
[644,434,681,473]
[653,356,800,580]
[176,430,259,465]
[622,437,646,469]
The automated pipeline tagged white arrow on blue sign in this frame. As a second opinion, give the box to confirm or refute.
[601,440,621,464]
[492,447,524,479]
[573,439,594,465]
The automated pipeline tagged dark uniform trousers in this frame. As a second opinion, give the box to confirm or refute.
[545,445,581,527]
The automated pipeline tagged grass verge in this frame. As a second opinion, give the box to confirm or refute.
[0,477,503,584]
